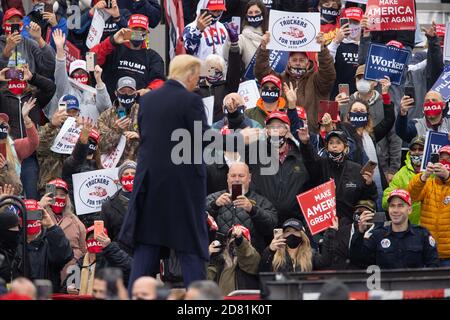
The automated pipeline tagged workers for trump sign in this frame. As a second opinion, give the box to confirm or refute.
[243,49,289,80]
[431,65,450,102]
[267,10,320,52]
[366,0,416,31]
[296,180,337,235]
[420,131,450,171]
[73,168,119,215]
[364,43,410,85]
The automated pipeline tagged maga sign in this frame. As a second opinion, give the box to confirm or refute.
[366,0,416,31]
[296,180,337,235]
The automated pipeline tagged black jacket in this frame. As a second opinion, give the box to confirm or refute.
[272,0,309,12]
[248,139,311,225]
[12,225,73,293]
[206,190,278,253]
[197,45,241,123]
[0,73,56,139]
[259,228,337,272]
[101,190,130,244]
[206,162,229,195]
[300,142,378,225]
[0,236,18,283]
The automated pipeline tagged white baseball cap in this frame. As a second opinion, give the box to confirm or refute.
[69,60,87,76]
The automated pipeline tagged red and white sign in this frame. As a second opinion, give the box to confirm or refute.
[366,0,416,31]
[296,180,337,235]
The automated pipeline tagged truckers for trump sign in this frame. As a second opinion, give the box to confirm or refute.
[366,0,416,31]
[267,10,320,52]
[73,168,119,215]
[296,180,337,235]
[364,43,410,85]
[50,117,81,154]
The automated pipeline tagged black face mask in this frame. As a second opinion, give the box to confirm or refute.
[285,234,302,249]
[0,230,20,250]
[117,93,136,111]
[225,106,245,129]
[87,139,97,156]
[130,39,144,48]
[261,88,280,103]
[268,135,287,148]
[0,124,8,139]
[247,14,264,28]
[321,8,339,24]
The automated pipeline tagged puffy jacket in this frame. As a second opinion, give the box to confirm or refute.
[259,228,337,272]
[382,152,422,225]
[36,122,70,195]
[408,173,450,259]
[208,237,260,296]
[300,142,378,225]
[52,57,112,121]
[206,190,278,253]
[100,189,130,243]
[97,102,139,165]
[0,74,56,139]
[248,139,311,225]
[12,225,73,293]
[0,35,56,79]
[254,46,336,132]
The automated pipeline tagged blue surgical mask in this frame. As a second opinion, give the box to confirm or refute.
[349,112,368,128]
[247,14,263,28]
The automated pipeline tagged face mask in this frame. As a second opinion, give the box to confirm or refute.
[349,112,368,128]
[0,230,20,249]
[72,74,89,85]
[356,79,371,94]
[349,23,361,39]
[410,154,423,166]
[440,160,450,171]
[51,196,66,215]
[226,106,246,129]
[118,93,136,111]
[210,13,222,24]
[87,139,97,156]
[130,39,144,48]
[289,66,307,78]
[261,88,280,103]
[121,175,134,192]
[87,238,103,253]
[328,151,345,163]
[206,70,224,84]
[27,220,41,236]
[321,8,339,24]
[8,80,27,96]
[285,234,302,249]
[423,101,444,118]
[0,124,8,139]
[247,14,263,28]
[268,135,287,148]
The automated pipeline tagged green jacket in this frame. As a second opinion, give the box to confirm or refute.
[382,152,422,224]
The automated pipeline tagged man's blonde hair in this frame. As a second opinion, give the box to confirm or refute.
[168,54,202,82]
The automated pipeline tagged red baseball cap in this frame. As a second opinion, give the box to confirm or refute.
[48,178,69,193]
[88,128,100,143]
[436,24,446,37]
[265,111,291,126]
[261,74,281,89]
[296,106,307,120]
[207,0,227,11]
[438,145,450,155]
[2,8,23,25]
[386,40,404,49]
[343,7,363,22]
[0,113,9,123]
[128,14,149,29]
[228,224,251,242]
[387,189,412,206]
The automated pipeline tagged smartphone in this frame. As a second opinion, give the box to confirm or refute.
[273,228,283,239]
[430,153,440,164]
[340,18,349,27]
[338,83,350,97]
[318,100,339,122]
[11,23,21,34]
[28,209,43,220]
[360,160,378,175]
[58,102,67,111]
[0,143,6,159]
[86,52,97,72]
[231,184,242,201]
[34,279,53,300]
[94,220,104,239]
[404,86,415,101]
[131,31,146,41]
[370,212,387,224]
[6,68,23,81]
[117,106,127,119]
[45,183,56,205]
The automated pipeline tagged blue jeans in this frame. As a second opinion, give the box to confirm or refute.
[20,153,40,200]
[439,259,450,267]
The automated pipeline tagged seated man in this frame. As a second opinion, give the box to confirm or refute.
[350,189,439,269]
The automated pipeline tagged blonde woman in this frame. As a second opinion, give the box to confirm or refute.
[259,218,338,272]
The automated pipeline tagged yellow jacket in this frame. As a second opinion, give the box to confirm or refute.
[408,173,450,259]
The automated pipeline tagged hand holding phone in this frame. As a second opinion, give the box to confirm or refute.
[231,184,242,201]
[338,84,350,97]
[94,220,104,239]
[273,228,283,239]
[430,153,440,164]
[404,86,415,101]
[360,160,377,175]
[86,52,97,72]
[45,183,56,205]
[11,23,21,34]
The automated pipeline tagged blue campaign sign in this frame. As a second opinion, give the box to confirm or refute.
[364,43,410,85]
[421,131,450,171]
[243,49,289,80]
[431,65,450,102]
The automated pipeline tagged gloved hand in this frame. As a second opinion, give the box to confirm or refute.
[224,22,239,44]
